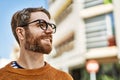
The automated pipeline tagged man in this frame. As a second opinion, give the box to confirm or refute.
[0,7,73,80]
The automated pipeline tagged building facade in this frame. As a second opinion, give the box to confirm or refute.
[47,0,120,80]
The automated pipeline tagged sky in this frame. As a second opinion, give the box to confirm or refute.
[0,0,48,59]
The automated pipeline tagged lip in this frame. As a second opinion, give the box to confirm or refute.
[44,38,51,42]
[43,35,52,43]
[41,36,52,44]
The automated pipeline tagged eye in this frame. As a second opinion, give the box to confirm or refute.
[48,23,56,33]
[51,24,56,29]
[39,22,47,30]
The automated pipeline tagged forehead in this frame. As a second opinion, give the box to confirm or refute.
[30,12,50,22]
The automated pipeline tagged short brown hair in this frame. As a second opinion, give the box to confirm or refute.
[11,7,51,44]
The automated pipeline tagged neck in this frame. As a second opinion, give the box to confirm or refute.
[17,49,45,69]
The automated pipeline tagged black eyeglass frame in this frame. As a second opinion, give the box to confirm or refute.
[20,19,56,33]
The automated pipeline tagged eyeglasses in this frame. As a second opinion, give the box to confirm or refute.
[21,19,56,33]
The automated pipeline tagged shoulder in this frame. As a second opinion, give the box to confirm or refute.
[0,67,5,73]
[49,64,73,80]
[56,70,73,80]
[0,64,9,73]
[0,62,13,74]
[0,63,10,78]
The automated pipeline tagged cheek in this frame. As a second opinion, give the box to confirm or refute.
[25,30,36,43]
[30,27,44,34]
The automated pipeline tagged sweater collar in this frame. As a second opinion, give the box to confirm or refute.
[5,61,51,75]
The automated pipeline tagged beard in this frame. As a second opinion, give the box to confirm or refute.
[24,29,52,54]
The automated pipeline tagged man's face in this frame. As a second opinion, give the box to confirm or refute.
[24,12,53,54]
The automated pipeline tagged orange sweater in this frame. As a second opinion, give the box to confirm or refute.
[0,62,73,80]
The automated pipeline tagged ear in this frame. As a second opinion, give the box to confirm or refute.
[16,27,25,40]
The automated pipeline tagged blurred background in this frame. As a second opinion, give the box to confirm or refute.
[1,0,120,80]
